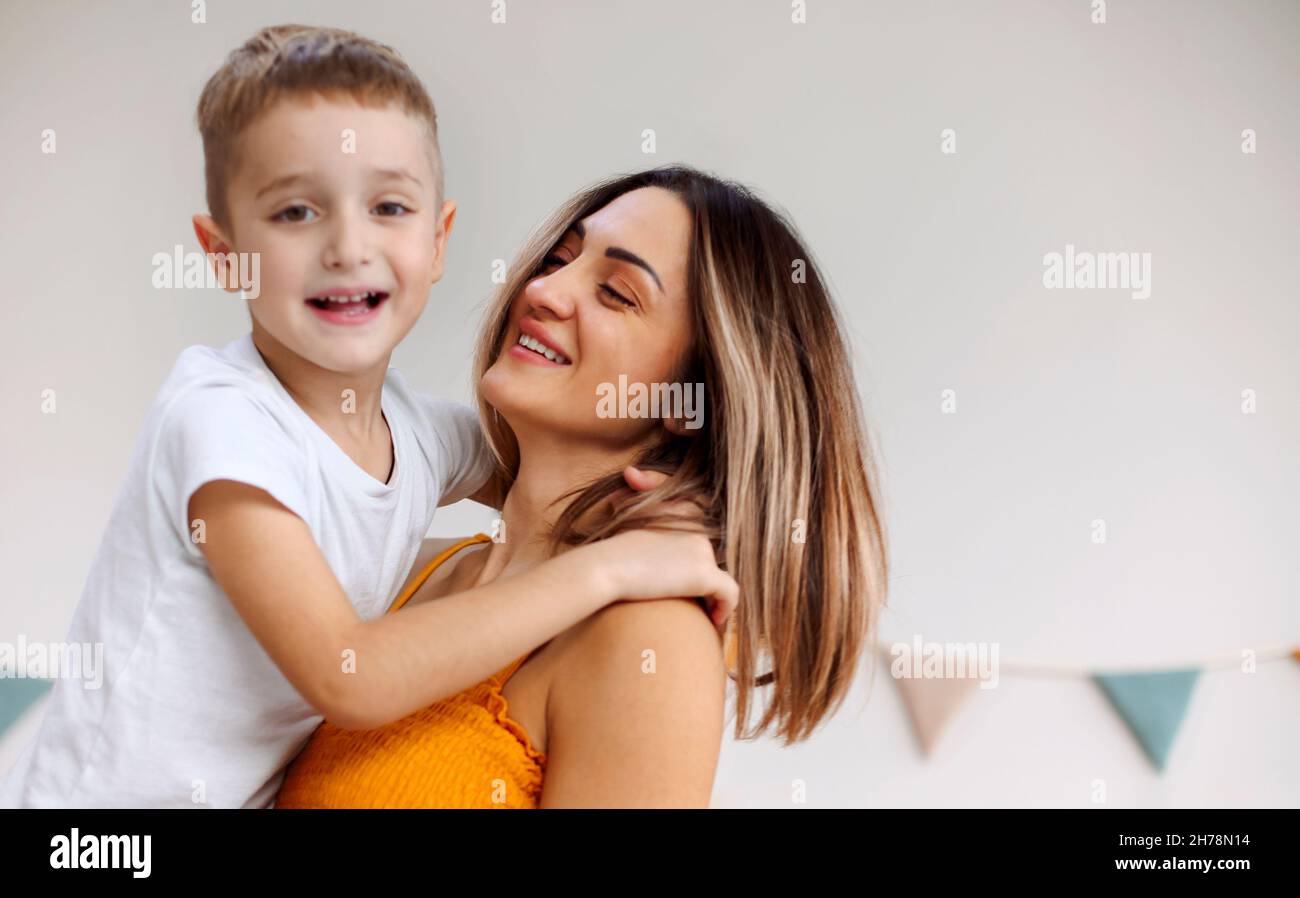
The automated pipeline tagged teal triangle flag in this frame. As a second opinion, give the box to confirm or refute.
[1092,669,1200,772]
[0,678,54,741]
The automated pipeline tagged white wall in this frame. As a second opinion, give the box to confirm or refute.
[1,0,1296,807]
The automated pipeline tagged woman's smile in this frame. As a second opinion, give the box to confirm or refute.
[507,317,574,367]
[509,336,571,366]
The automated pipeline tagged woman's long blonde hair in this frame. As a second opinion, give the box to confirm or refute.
[472,165,888,745]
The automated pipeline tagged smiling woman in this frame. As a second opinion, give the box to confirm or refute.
[275,164,890,808]
[474,167,890,744]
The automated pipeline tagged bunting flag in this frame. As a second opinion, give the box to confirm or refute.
[892,668,980,756]
[0,677,53,741]
[884,643,1297,772]
[1091,669,1201,772]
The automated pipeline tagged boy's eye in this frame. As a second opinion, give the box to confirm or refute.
[374,202,412,217]
[273,205,317,223]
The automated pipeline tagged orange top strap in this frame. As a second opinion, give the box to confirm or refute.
[384,533,540,686]
[387,533,492,615]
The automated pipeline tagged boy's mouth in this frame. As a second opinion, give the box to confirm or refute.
[305,290,390,324]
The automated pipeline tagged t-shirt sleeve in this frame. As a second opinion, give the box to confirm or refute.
[152,382,312,556]
[425,398,494,506]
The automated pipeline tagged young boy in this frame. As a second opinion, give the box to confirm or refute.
[0,24,492,809]
[0,24,723,809]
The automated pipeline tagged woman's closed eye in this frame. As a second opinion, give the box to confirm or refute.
[539,254,637,309]
[599,283,636,308]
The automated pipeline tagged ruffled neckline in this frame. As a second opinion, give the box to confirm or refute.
[484,669,548,767]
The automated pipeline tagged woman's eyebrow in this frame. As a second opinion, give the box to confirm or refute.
[605,247,663,294]
[571,220,664,294]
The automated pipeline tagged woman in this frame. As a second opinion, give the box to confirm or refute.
[275,165,889,808]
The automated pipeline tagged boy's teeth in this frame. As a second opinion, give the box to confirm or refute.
[307,291,386,316]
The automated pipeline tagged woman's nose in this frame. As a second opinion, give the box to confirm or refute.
[523,269,577,320]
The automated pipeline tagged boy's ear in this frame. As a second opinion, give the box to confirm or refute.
[429,199,457,283]
[192,214,241,295]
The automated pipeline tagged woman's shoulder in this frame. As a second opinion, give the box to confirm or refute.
[548,597,726,710]
[571,595,718,649]
[537,597,727,806]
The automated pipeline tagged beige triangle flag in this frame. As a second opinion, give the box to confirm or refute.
[889,666,981,756]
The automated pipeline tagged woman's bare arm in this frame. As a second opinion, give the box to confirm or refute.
[539,597,727,808]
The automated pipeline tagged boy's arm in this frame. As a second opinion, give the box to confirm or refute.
[190,479,614,730]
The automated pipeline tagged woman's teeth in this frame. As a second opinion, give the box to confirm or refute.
[517,333,570,364]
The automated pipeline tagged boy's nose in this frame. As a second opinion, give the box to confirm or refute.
[321,212,372,270]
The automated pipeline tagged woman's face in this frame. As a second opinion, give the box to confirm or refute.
[480,186,694,449]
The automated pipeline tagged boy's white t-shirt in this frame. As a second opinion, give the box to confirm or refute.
[0,333,493,808]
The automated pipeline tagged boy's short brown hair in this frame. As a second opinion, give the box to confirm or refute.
[197,24,443,230]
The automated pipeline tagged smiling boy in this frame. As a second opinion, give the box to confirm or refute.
[0,25,501,808]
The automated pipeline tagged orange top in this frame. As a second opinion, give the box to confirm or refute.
[274,534,548,809]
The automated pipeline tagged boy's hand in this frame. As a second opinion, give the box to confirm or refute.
[621,464,667,493]
[615,465,731,632]
[618,465,710,534]
[591,528,738,635]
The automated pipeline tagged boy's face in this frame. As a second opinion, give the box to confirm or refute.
[195,94,453,375]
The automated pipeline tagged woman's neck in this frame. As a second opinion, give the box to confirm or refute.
[470,433,640,587]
